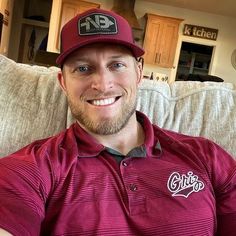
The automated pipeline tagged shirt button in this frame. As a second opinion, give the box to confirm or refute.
[122,161,128,167]
[129,184,138,191]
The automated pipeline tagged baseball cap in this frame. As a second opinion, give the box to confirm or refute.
[56,8,145,65]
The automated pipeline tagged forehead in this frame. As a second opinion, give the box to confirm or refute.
[65,43,134,63]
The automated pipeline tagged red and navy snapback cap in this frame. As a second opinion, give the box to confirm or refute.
[56,8,145,65]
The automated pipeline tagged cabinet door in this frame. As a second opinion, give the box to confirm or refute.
[60,2,79,31]
[57,0,100,49]
[143,14,183,68]
[143,17,164,65]
[60,0,100,29]
[159,19,180,67]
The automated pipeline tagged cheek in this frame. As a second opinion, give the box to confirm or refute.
[127,73,140,89]
[66,81,87,97]
[121,80,139,98]
[120,70,139,85]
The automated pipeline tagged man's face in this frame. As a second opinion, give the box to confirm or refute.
[58,43,143,135]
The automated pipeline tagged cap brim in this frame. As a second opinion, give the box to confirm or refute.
[56,37,145,66]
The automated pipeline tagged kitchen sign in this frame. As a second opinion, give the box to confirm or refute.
[183,24,218,41]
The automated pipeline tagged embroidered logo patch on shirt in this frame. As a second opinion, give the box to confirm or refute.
[167,171,205,198]
[78,13,118,35]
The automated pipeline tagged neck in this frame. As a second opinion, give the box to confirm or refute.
[82,114,145,155]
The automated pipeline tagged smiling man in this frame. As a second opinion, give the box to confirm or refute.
[58,43,144,154]
[0,8,236,236]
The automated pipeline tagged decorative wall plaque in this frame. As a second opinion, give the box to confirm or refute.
[183,24,218,41]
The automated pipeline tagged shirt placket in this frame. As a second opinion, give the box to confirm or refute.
[120,158,147,216]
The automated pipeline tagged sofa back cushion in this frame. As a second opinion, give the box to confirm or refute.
[0,55,67,157]
[136,80,236,157]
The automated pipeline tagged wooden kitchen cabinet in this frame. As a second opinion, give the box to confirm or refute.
[48,0,100,53]
[60,0,100,35]
[57,0,100,49]
[143,14,183,68]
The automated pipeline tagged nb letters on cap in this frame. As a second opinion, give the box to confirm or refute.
[79,13,118,35]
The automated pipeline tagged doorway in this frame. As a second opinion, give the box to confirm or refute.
[176,42,214,81]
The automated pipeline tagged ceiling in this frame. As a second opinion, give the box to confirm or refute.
[144,0,236,18]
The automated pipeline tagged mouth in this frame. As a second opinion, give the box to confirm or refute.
[87,96,121,106]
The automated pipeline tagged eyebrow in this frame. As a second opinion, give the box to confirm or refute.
[70,54,129,65]
[84,54,126,60]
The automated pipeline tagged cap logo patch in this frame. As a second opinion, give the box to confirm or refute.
[79,13,117,35]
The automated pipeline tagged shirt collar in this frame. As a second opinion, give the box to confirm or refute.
[73,123,105,157]
[73,111,162,158]
[136,111,162,157]
[106,145,146,158]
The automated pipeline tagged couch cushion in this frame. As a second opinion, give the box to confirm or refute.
[0,55,67,157]
[137,80,236,157]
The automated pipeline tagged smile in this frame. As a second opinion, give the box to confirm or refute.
[89,97,118,106]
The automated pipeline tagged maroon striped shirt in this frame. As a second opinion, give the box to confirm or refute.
[0,112,236,235]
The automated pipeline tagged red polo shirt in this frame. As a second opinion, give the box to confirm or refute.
[0,111,236,235]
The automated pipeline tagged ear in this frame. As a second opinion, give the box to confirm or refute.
[136,58,144,84]
[57,71,67,95]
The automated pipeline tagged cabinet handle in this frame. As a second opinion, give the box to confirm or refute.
[155,53,161,63]
[158,53,161,63]
[155,53,159,63]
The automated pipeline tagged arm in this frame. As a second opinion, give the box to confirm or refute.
[0,145,51,235]
[0,228,13,236]
[215,169,236,235]
[206,140,236,235]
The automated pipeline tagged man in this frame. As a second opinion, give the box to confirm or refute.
[0,8,236,236]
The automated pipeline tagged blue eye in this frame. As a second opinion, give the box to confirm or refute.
[72,65,90,73]
[115,63,123,67]
[111,62,125,69]
[77,66,89,72]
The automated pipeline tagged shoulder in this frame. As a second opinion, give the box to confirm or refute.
[0,124,80,195]
[5,124,75,158]
[152,124,236,188]
[152,123,217,151]
[0,123,79,175]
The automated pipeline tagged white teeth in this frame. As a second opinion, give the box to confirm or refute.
[91,97,116,106]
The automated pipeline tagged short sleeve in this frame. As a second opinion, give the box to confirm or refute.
[205,140,236,235]
[0,144,53,235]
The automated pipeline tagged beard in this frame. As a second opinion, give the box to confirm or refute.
[67,93,137,135]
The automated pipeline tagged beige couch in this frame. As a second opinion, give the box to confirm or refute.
[0,54,236,158]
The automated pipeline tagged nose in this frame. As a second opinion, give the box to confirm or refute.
[91,68,113,92]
